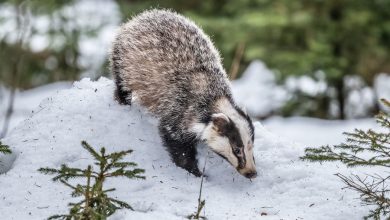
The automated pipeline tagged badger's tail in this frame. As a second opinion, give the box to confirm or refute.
[110,44,132,105]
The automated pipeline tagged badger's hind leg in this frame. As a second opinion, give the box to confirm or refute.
[159,125,202,177]
[112,51,132,105]
[114,86,132,105]
[113,73,132,105]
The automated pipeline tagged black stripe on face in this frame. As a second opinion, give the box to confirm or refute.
[233,104,255,142]
[217,118,246,169]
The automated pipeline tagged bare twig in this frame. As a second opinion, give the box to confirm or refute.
[336,173,390,219]
[188,153,208,219]
[229,42,245,80]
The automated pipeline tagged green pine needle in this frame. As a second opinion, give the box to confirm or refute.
[0,142,12,155]
[81,141,103,161]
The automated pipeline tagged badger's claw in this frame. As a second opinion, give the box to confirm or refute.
[188,167,202,177]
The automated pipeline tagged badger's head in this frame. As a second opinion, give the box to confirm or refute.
[196,100,257,179]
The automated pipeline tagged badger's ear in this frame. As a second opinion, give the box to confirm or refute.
[211,113,229,133]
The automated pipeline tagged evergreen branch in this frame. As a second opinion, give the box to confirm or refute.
[302,145,390,167]
[109,197,134,210]
[53,173,88,182]
[39,165,89,181]
[0,142,12,154]
[302,122,390,168]
[106,168,146,179]
[111,162,138,168]
[377,112,390,129]
[81,141,102,161]
[58,179,78,191]
[37,167,60,175]
[344,129,390,147]
[71,190,84,198]
[106,150,133,163]
[102,188,116,193]
[68,200,85,207]
[47,214,68,220]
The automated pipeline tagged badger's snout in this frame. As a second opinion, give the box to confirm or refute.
[237,148,257,179]
[238,167,257,179]
[243,171,257,179]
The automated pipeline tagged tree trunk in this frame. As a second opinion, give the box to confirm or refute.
[0,86,16,139]
[0,2,28,138]
[335,79,345,119]
[329,2,346,119]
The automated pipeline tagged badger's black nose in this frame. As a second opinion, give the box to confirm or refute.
[244,171,257,179]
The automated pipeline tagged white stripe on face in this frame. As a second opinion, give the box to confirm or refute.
[215,98,256,176]
[189,97,256,178]
[215,98,252,151]
[199,124,239,168]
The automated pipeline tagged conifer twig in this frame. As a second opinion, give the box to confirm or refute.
[0,142,12,155]
[0,142,12,168]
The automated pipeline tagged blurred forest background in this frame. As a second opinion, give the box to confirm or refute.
[1,0,390,120]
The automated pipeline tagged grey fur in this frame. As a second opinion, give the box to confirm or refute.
[110,9,255,177]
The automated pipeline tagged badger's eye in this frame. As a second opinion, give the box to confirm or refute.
[233,148,240,155]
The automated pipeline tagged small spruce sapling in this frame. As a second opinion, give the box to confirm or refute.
[302,99,390,220]
[39,141,145,219]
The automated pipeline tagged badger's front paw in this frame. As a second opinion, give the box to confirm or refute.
[188,166,203,177]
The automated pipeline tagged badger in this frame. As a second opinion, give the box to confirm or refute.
[110,9,257,179]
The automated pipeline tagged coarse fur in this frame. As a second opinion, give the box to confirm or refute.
[110,9,257,178]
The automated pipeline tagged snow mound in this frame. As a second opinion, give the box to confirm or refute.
[0,81,72,132]
[231,60,286,118]
[0,78,368,219]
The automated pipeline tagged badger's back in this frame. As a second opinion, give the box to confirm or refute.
[110,9,231,117]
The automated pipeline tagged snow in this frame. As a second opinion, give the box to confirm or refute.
[285,73,327,97]
[0,78,377,220]
[263,116,378,147]
[231,60,287,118]
[344,75,376,119]
[0,82,72,132]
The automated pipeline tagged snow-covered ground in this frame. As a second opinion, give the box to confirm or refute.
[263,116,377,147]
[0,82,72,131]
[0,77,381,220]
